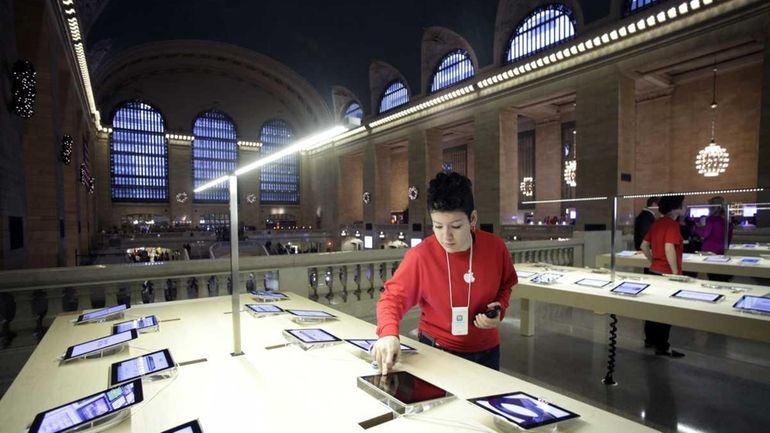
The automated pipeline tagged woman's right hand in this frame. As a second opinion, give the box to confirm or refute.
[372,335,401,375]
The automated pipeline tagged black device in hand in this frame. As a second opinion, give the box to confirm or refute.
[484,305,501,318]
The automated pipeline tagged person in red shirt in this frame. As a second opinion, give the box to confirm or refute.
[640,194,685,358]
[372,172,518,373]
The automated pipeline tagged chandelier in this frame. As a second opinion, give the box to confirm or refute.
[520,177,534,197]
[695,66,729,177]
[563,160,577,187]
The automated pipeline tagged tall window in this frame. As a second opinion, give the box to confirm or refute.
[506,4,576,64]
[192,110,238,202]
[342,102,364,126]
[430,49,475,93]
[626,0,662,14]
[442,145,467,176]
[259,119,298,204]
[110,101,168,201]
[378,80,409,113]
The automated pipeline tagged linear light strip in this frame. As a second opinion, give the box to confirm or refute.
[521,196,608,204]
[621,188,764,199]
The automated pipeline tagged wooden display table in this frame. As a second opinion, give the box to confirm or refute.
[595,252,770,279]
[727,243,770,258]
[0,293,656,433]
[513,263,770,341]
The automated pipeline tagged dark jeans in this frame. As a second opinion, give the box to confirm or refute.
[643,269,672,351]
[418,333,500,370]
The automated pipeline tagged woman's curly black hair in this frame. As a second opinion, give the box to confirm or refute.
[427,171,475,218]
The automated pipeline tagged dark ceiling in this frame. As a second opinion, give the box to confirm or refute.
[87,0,612,113]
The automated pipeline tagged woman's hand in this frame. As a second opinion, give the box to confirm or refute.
[474,301,503,329]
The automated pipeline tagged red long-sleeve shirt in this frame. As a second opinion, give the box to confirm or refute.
[376,230,517,352]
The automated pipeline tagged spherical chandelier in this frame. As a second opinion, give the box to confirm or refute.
[563,160,577,187]
[695,66,729,177]
[520,177,534,197]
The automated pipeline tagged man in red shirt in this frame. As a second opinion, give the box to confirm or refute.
[372,172,518,373]
[640,194,685,358]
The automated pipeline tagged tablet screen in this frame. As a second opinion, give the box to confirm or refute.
[345,339,416,353]
[285,328,340,344]
[161,420,204,433]
[610,282,649,296]
[249,290,289,299]
[733,295,770,314]
[359,371,450,404]
[703,256,731,263]
[617,250,637,257]
[246,304,284,314]
[110,349,175,385]
[112,316,158,334]
[65,330,137,359]
[28,380,143,433]
[77,304,129,323]
[671,290,722,303]
[574,278,611,288]
[739,257,761,265]
[286,309,336,318]
[469,391,579,429]
[530,273,562,284]
[516,271,537,278]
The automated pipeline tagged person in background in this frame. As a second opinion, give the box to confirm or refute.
[634,197,659,251]
[640,195,686,358]
[372,172,518,373]
[694,196,733,282]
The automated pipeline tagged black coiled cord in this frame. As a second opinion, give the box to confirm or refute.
[602,313,618,385]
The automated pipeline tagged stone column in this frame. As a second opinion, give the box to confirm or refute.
[757,41,770,226]
[534,119,561,220]
[473,109,518,233]
[407,130,428,235]
[574,68,636,229]
[374,143,391,225]
[363,141,376,229]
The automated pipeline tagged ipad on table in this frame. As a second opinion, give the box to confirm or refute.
[468,391,579,430]
[283,328,341,350]
[703,256,731,263]
[610,281,649,296]
[357,371,455,414]
[516,271,537,278]
[286,309,337,321]
[28,379,143,433]
[529,273,563,285]
[75,304,129,324]
[109,348,176,386]
[733,295,770,315]
[112,315,158,334]
[63,329,138,361]
[574,278,611,288]
[738,257,761,265]
[161,419,204,433]
[249,290,289,302]
[245,303,284,314]
[671,290,723,303]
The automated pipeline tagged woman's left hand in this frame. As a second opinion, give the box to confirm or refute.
[473,301,503,329]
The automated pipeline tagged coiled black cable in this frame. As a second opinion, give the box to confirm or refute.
[602,313,618,385]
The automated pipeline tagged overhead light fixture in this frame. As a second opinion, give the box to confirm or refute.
[695,66,729,177]
[520,177,534,197]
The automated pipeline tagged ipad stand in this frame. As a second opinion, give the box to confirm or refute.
[356,377,455,416]
[61,342,129,364]
[74,312,125,325]
[54,407,131,433]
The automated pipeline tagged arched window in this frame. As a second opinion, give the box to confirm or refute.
[110,101,168,201]
[506,4,576,64]
[259,119,298,204]
[192,110,238,202]
[626,0,663,15]
[378,80,409,113]
[430,49,475,93]
[342,102,364,126]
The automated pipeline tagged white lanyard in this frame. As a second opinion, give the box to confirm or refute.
[445,241,473,308]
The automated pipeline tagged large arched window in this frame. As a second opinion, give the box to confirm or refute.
[506,4,576,64]
[192,110,238,202]
[342,102,364,126]
[626,0,662,15]
[110,101,168,201]
[430,49,475,93]
[378,80,409,113]
[259,119,298,204]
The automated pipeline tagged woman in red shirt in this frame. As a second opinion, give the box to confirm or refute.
[640,194,685,358]
[372,172,518,373]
